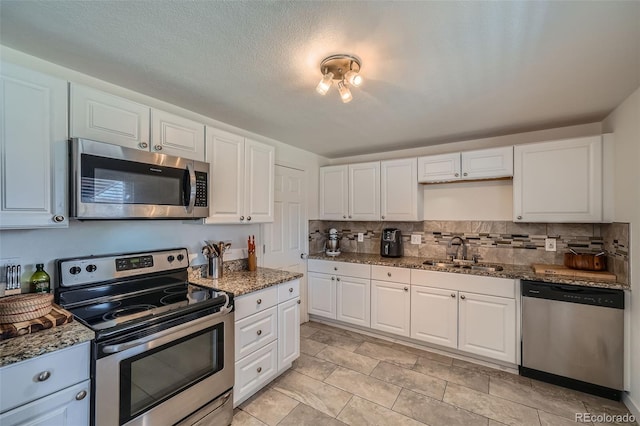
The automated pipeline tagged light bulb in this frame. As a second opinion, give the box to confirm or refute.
[344,70,363,87]
[338,81,353,103]
[315,72,334,95]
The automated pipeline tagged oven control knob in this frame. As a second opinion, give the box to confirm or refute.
[69,266,81,275]
[167,255,175,262]
[86,264,97,273]
[177,254,184,262]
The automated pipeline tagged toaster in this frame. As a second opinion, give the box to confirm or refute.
[380,228,403,258]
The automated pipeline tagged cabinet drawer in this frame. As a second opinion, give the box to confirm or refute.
[308,260,370,279]
[0,342,90,413]
[278,279,300,303]
[234,286,278,321]
[411,269,515,299]
[234,341,278,405]
[235,307,278,361]
[371,265,410,284]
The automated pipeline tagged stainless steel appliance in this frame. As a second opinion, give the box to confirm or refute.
[520,280,624,400]
[325,228,341,256]
[380,228,403,257]
[56,248,234,426]
[69,138,209,220]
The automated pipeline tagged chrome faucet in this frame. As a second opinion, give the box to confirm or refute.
[448,236,468,261]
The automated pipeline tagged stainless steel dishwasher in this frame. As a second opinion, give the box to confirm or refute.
[520,280,624,400]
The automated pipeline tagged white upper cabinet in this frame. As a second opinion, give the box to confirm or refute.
[70,84,149,150]
[461,146,513,180]
[418,147,513,183]
[71,84,205,161]
[0,62,68,229]
[319,165,349,220]
[205,127,274,224]
[349,162,380,220]
[150,109,205,160]
[418,153,461,182]
[513,136,603,222]
[319,162,379,220]
[380,158,422,221]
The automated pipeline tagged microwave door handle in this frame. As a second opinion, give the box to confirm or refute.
[185,163,197,214]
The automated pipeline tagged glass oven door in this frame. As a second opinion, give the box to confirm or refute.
[119,324,223,425]
[95,311,235,426]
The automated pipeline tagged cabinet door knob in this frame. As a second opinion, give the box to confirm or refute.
[404,287,409,292]
[256,298,262,304]
[52,215,65,223]
[297,300,301,304]
[75,390,87,401]
[257,329,262,336]
[257,367,262,373]
[138,142,148,149]
[460,294,466,300]
[336,277,341,281]
[343,215,346,219]
[247,216,252,221]
[331,276,335,281]
[37,371,51,382]
[455,172,459,177]
[240,216,245,221]
[517,215,522,220]
[451,293,456,298]
[348,215,352,219]
[387,272,391,277]
[289,287,293,293]
[334,267,338,271]
[154,145,163,151]
[381,215,385,219]
[463,172,468,176]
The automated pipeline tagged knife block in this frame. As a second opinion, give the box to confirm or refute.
[248,253,257,271]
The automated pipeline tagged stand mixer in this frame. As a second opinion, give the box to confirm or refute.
[324,228,341,256]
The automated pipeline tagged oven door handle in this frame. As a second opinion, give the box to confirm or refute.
[185,162,197,214]
[102,295,231,355]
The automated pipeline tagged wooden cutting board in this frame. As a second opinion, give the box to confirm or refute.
[532,264,617,282]
[0,304,73,340]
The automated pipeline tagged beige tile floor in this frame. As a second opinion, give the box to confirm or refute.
[232,321,636,426]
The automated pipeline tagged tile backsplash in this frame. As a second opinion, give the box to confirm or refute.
[309,220,630,285]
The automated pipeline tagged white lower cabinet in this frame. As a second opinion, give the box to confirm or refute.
[336,276,370,327]
[370,280,410,337]
[0,342,90,426]
[307,272,337,319]
[411,286,458,348]
[458,292,516,363]
[234,280,300,406]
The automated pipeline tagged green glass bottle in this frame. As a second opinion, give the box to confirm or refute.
[31,264,50,293]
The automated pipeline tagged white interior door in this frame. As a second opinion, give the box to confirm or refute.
[263,165,308,321]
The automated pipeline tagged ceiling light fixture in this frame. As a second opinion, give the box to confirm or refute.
[315,54,362,103]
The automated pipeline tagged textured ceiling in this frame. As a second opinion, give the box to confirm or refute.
[1,1,638,158]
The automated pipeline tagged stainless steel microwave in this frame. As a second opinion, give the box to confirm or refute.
[69,138,209,220]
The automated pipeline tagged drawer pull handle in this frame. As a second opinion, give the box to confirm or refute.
[387,272,391,277]
[256,299,262,305]
[289,287,293,293]
[257,330,262,336]
[451,293,456,298]
[257,367,262,373]
[460,295,466,300]
[37,371,51,382]
[75,390,87,401]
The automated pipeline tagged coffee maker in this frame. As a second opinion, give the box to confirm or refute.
[380,228,403,257]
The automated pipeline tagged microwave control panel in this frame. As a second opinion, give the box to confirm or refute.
[194,171,208,207]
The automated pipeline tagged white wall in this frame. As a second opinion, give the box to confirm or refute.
[0,46,327,286]
[602,87,640,416]
[330,123,602,221]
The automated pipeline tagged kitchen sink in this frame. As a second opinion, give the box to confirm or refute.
[422,260,503,272]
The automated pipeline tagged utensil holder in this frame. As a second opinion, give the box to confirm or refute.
[208,256,223,279]
[248,253,257,272]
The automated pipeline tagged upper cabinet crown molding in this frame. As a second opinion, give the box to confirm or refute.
[205,126,274,224]
[1,61,68,229]
[70,84,205,161]
[513,135,605,223]
[418,146,513,183]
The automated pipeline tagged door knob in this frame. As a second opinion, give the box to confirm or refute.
[138,142,148,149]
[517,215,522,220]
[247,216,252,221]
[451,293,456,298]
[52,215,65,223]
[460,295,466,300]
[154,145,163,151]
[240,216,245,221]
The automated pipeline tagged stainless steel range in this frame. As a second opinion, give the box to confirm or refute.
[56,248,234,426]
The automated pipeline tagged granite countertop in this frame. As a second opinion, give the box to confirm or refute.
[189,266,303,297]
[0,321,95,368]
[308,252,630,291]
